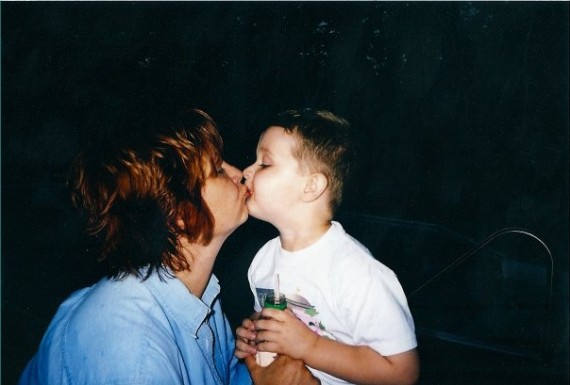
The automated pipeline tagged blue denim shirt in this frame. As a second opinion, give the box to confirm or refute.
[19,269,251,385]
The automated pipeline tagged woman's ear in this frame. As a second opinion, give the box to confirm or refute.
[175,217,186,230]
[302,173,328,202]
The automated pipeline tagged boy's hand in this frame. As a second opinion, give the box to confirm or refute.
[235,316,259,359]
[254,308,319,361]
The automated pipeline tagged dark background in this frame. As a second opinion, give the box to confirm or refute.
[2,2,568,384]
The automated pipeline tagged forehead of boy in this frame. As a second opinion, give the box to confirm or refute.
[262,127,322,177]
[259,125,299,150]
[257,134,301,170]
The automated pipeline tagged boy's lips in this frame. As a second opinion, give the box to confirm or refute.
[245,188,253,198]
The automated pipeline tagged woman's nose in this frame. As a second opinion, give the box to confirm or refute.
[222,161,243,184]
[242,164,254,182]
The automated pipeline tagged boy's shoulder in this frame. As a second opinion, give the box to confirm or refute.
[329,221,397,274]
[257,233,281,252]
[249,234,281,264]
[329,221,370,253]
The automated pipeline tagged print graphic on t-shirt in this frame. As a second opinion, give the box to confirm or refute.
[256,288,336,339]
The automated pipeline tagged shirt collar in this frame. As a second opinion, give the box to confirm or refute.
[142,268,221,337]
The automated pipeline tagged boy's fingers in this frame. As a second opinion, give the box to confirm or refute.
[236,338,257,354]
[261,308,285,320]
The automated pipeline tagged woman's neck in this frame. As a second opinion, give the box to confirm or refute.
[174,236,226,298]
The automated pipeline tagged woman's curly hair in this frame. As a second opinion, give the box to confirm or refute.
[68,108,223,280]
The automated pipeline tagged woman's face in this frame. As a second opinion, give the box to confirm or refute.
[202,160,249,238]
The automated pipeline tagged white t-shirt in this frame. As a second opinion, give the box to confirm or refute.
[248,221,417,385]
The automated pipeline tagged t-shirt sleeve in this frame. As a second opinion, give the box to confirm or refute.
[336,257,417,356]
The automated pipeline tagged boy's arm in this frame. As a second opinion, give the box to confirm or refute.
[302,337,419,385]
[255,308,419,385]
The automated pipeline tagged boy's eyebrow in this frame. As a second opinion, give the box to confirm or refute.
[257,145,272,155]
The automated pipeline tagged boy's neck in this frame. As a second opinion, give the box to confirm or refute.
[278,220,332,252]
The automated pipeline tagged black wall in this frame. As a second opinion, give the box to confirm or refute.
[2,2,568,384]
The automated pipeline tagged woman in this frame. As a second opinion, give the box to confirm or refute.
[19,108,318,385]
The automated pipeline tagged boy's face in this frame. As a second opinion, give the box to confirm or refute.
[243,126,307,226]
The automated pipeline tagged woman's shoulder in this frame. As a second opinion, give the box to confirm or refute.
[63,275,175,346]
[68,276,147,319]
[29,276,174,384]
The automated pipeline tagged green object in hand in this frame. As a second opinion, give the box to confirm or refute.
[264,292,287,311]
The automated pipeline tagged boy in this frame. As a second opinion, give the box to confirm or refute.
[235,109,419,385]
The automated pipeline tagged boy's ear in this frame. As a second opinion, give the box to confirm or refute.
[302,172,328,202]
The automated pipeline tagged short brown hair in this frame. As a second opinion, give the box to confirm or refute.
[269,109,353,212]
[69,108,223,279]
